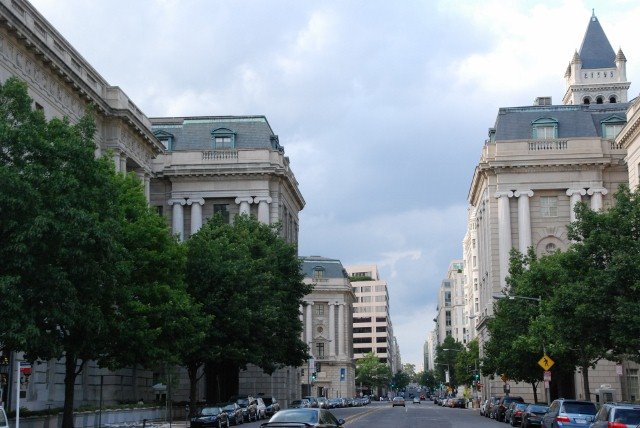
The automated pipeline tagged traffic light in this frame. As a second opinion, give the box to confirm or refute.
[475,373,480,381]
[311,372,316,382]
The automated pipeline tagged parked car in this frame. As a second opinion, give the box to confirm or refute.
[496,396,525,422]
[541,399,597,428]
[260,408,345,428]
[413,396,421,404]
[0,407,8,428]
[303,396,319,408]
[220,402,244,426]
[507,402,529,426]
[328,398,341,408]
[316,397,329,409]
[521,404,549,428]
[236,396,258,422]
[480,399,490,416]
[290,399,311,409]
[590,402,640,428]
[392,396,406,407]
[255,397,268,420]
[488,397,502,419]
[191,405,230,428]
[262,396,280,416]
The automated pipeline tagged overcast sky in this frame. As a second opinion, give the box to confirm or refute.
[30,0,640,371]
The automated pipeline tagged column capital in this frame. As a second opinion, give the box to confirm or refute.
[187,197,205,206]
[168,198,186,206]
[566,188,587,197]
[254,196,273,204]
[514,190,534,198]
[587,187,608,196]
[494,191,514,199]
[235,196,254,204]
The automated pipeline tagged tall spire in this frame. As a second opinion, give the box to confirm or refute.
[578,13,615,69]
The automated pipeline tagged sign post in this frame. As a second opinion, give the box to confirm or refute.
[538,355,554,405]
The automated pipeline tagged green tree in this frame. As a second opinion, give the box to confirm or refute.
[392,370,411,390]
[419,370,437,391]
[184,214,311,403]
[435,336,463,386]
[0,78,190,428]
[403,363,417,382]
[355,352,392,391]
[453,339,479,387]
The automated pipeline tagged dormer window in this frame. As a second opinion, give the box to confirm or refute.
[531,117,558,140]
[601,115,626,139]
[153,130,174,151]
[313,266,325,279]
[211,127,236,150]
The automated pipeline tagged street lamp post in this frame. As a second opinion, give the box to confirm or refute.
[492,293,549,405]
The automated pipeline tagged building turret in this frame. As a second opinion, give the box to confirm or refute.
[562,13,630,105]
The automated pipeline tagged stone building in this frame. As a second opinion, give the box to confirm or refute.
[0,0,307,412]
[468,13,638,403]
[300,257,356,399]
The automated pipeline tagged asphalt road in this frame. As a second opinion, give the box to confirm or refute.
[220,400,507,428]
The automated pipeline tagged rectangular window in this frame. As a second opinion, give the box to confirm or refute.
[628,368,639,401]
[353,337,372,344]
[315,343,325,358]
[213,204,230,223]
[375,285,386,292]
[353,347,372,354]
[360,296,372,303]
[375,295,386,302]
[377,347,387,354]
[540,196,558,217]
[315,304,324,316]
[361,286,371,293]
[533,126,556,140]
[376,317,386,322]
[214,136,233,149]
[473,256,477,267]
[353,317,371,323]
[604,123,624,139]
[376,336,387,343]
[353,327,372,334]
[376,326,387,333]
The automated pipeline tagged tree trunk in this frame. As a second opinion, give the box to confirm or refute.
[187,362,201,417]
[581,365,591,401]
[531,382,538,404]
[61,354,78,428]
[205,360,240,402]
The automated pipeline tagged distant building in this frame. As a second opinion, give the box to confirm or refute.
[344,265,399,372]
[300,256,356,399]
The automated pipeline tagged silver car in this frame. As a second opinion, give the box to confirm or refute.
[590,402,640,428]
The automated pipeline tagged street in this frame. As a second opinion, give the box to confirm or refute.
[216,400,510,428]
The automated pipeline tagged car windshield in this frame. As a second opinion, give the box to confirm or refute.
[529,405,549,413]
[200,407,220,416]
[222,404,235,411]
[516,403,528,409]
[263,398,274,405]
[614,409,640,424]
[563,402,597,415]
[270,410,318,423]
[236,399,248,407]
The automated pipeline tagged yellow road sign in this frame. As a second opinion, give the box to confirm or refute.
[538,354,555,371]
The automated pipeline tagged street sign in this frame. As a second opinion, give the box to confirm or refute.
[19,362,31,375]
[500,374,509,382]
[538,354,555,371]
[543,371,551,382]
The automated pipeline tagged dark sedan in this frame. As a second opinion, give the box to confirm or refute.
[191,406,229,428]
[262,396,280,416]
[260,408,345,428]
[521,404,549,428]
[220,402,244,426]
[507,402,529,426]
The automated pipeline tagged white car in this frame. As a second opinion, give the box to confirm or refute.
[413,397,420,404]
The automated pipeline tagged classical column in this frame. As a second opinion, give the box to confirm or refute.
[566,188,587,222]
[235,197,254,216]
[168,198,186,241]
[254,196,273,224]
[299,305,305,341]
[187,198,205,235]
[515,190,534,253]
[305,302,314,347]
[120,154,127,173]
[495,191,513,289]
[112,152,121,173]
[144,175,150,203]
[328,303,336,357]
[338,303,345,357]
[587,187,608,211]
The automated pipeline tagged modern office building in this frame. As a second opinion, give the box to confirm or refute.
[344,265,398,369]
[299,256,356,399]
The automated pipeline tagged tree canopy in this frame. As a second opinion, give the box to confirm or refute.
[355,352,392,391]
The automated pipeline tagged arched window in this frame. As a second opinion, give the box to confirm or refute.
[583,97,591,105]
[609,95,617,103]
[596,96,604,104]
[545,243,557,253]
[531,117,558,140]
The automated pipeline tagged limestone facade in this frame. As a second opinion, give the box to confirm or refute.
[300,257,356,399]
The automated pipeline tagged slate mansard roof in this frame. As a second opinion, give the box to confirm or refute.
[579,14,616,69]
[300,256,350,280]
[492,102,630,141]
[149,116,284,152]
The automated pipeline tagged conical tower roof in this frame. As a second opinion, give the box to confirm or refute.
[578,13,615,69]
